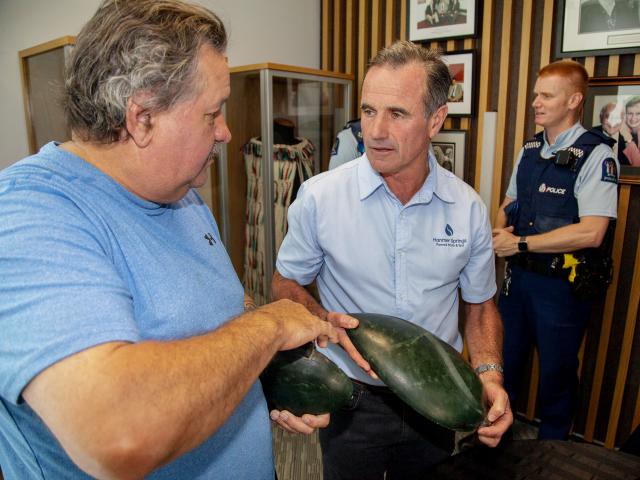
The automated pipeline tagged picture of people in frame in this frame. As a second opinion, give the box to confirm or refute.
[590,95,640,166]
[447,63,465,103]
[578,0,640,34]
[433,142,455,172]
[418,0,467,28]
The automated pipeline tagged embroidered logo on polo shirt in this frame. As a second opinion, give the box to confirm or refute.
[538,183,566,195]
[433,224,467,248]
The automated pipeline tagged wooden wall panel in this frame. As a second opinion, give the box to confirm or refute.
[322,0,640,448]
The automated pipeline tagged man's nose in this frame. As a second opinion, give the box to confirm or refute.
[215,116,232,144]
[370,115,388,138]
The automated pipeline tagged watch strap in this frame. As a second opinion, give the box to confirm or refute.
[474,363,504,375]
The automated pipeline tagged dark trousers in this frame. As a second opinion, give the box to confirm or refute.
[319,380,454,480]
[499,265,591,440]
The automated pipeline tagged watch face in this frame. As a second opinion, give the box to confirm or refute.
[518,238,527,252]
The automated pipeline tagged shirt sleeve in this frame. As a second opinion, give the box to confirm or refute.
[505,148,523,199]
[0,186,140,404]
[276,182,325,285]
[329,129,359,170]
[459,197,497,303]
[575,144,619,219]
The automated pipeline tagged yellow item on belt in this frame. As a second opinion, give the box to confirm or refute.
[563,254,581,283]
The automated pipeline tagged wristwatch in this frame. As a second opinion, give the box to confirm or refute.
[474,363,504,375]
[517,235,528,252]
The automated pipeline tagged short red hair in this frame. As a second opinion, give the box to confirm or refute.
[538,60,588,100]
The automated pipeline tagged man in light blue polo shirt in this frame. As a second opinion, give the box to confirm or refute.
[271,40,512,479]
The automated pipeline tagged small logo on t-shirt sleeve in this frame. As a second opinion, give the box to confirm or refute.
[204,233,216,245]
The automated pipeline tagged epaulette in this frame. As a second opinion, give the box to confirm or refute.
[564,146,585,158]
[524,140,542,150]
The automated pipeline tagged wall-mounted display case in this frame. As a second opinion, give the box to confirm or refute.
[213,63,353,304]
[19,36,75,154]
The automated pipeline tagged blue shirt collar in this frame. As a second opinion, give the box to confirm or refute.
[542,122,585,155]
[356,152,455,205]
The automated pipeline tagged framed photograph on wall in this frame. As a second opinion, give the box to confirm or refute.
[432,130,466,179]
[555,0,640,57]
[583,77,640,184]
[409,0,477,42]
[442,51,474,116]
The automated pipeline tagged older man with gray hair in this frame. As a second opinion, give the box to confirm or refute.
[0,1,341,479]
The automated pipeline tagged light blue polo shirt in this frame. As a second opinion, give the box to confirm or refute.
[276,153,496,385]
[506,122,618,219]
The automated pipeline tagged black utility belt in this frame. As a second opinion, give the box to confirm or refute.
[508,253,568,279]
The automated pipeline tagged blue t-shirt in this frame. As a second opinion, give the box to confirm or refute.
[276,153,496,385]
[0,143,273,479]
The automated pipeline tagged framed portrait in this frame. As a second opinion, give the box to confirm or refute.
[583,77,640,184]
[409,0,477,42]
[432,130,466,179]
[555,0,640,58]
[442,51,474,117]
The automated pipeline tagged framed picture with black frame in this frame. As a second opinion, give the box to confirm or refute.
[555,0,640,58]
[583,76,640,184]
[432,130,466,179]
[441,50,475,117]
[409,0,478,42]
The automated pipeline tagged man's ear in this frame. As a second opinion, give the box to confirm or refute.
[125,95,154,147]
[428,104,448,140]
[568,91,584,112]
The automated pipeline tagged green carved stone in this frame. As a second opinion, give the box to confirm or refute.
[347,313,485,431]
[260,343,353,416]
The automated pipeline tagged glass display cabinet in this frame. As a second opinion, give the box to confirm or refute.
[211,63,353,305]
[19,36,75,154]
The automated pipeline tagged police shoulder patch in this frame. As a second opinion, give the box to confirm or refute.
[601,157,618,184]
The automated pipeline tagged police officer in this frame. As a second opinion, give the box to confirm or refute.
[328,119,365,170]
[492,60,619,440]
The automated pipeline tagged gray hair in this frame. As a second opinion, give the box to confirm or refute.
[368,40,451,117]
[64,0,227,143]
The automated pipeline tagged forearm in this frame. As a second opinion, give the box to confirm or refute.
[494,208,508,229]
[494,196,514,229]
[525,216,609,253]
[494,216,610,257]
[271,271,327,320]
[25,309,285,479]
[463,300,503,372]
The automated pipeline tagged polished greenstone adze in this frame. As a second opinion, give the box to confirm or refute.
[260,342,353,416]
[347,313,485,431]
